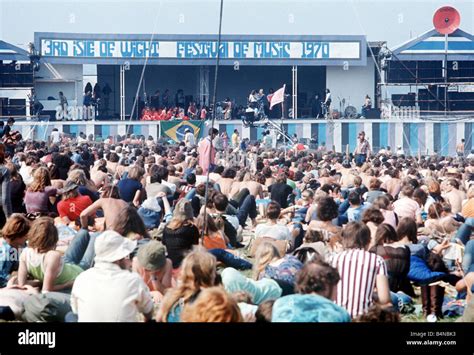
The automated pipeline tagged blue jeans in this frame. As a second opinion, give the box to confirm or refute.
[463,239,474,273]
[237,194,257,227]
[65,311,78,322]
[390,291,413,311]
[63,229,97,270]
[455,217,474,245]
[208,249,252,270]
[292,222,304,250]
[355,154,366,166]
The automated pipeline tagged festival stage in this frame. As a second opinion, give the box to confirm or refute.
[14,118,474,157]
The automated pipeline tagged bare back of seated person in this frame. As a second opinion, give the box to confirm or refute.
[229,180,263,199]
[80,198,129,231]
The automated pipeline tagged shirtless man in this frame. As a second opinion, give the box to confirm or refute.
[229,172,264,199]
[216,168,236,196]
[79,185,129,231]
[442,178,467,214]
[381,169,402,198]
[456,139,465,157]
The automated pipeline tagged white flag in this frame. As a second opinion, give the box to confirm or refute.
[270,84,286,110]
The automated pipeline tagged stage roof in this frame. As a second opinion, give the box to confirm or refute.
[390,28,474,61]
[0,40,30,61]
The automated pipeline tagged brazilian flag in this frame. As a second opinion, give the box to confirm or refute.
[160,120,205,143]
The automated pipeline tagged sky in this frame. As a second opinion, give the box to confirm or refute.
[0,0,473,50]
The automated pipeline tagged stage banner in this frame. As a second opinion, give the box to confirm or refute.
[160,120,205,143]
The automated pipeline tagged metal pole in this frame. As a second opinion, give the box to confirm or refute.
[292,66,295,119]
[444,33,448,117]
[120,65,124,121]
[202,0,224,239]
[123,66,126,121]
[295,65,298,120]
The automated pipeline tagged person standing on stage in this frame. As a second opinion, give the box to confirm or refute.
[361,95,372,118]
[323,89,332,118]
[311,93,322,118]
[59,91,68,117]
[354,131,371,166]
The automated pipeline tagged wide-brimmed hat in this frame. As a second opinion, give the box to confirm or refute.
[137,240,167,271]
[94,231,137,263]
[59,181,78,194]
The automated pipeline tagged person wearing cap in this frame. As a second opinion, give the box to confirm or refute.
[184,128,195,148]
[70,230,154,322]
[353,131,371,166]
[57,180,93,225]
[132,240,172,301]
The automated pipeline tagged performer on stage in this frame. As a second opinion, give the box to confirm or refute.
[362,94,372,118]
[323,89,331,118]
[353,131,371,166]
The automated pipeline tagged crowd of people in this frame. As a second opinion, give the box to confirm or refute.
[0,123,474,323]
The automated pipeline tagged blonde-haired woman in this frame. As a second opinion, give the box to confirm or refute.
[156,247,217,322]
[180,287,243,322]
[24,167,57,215]
[162,199,200,268]
[253,241,303,295]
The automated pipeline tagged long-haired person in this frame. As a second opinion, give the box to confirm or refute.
[5,162,24,214]
[17,217,83,292]
[253,241,303,295]
[24,167,57,216]
[156,248,217,322]
[162,199,199,268]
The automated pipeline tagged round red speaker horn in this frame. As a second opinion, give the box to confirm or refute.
[433,6,461,35]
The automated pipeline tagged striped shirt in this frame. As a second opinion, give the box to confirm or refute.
[330,249,387,318]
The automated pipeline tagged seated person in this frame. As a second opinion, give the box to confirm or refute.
[132,240,173,303]
[17,217,83,292]
[0,214,30,288]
